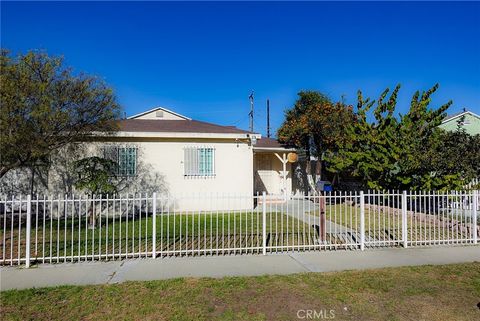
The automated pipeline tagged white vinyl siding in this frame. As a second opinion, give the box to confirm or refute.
[184,147,215,177]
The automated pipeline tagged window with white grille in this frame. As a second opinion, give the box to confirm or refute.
[184,147,215,177]
[103,146,137,176]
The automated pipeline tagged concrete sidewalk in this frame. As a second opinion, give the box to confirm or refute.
[1,246,479,291]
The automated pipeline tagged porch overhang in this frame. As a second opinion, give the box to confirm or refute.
[253,147,296,153]
[253,149,295,198]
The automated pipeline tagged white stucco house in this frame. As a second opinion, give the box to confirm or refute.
[89,107,295,210]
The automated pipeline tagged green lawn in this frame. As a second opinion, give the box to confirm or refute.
[1,212,311,263]
[1,263,479,321]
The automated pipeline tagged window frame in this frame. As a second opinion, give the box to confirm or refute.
[184,146,216,178]
[102,145,138,177]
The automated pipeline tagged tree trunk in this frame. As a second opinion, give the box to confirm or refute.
[0,159,25,179]
[315,159,322,182]
[29,166,35,196]
[304,147,314,194]
[0,167,9,179]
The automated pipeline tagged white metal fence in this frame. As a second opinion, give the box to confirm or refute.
[1,191,478,267]
[465,178,479,190]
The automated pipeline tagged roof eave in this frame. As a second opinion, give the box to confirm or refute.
[253,146,296,152]
[91,131,261,140]
[442,111,480,124]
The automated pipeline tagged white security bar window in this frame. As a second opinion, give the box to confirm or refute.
[184,147,215,177]
[103,146,137,176]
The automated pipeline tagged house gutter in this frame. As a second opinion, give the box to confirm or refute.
[90,131,262,140]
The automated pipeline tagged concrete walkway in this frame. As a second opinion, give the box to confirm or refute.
[273,199,353,234]
[282,199,356,243]
[1,246,479,291]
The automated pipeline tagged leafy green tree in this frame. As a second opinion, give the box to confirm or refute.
[279,84,479,190]
[333,84,454,190]
[423,120,480,190]
[278,91,329,158]
[0,49,121,193]
[393,85,453,189]
[277,91,355,187]
[73,156,118,228]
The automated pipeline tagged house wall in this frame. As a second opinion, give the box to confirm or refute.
[74,138,255,211]
[139,139,254,210]
[2,139,294,211]
[439,114,480,135]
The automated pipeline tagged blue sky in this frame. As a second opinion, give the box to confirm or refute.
[2,1,479,136]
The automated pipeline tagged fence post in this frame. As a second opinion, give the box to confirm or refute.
[262,191,267,255]
[473,190,478,245]
[25,195,32,268]
[360,191,365,251]
[152,192,157,258]
[402,191,408,248]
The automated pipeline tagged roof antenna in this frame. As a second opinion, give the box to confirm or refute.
[266,99,271,138]
[248,91,254,133]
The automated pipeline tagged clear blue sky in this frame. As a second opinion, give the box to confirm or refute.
[2,1,479,136]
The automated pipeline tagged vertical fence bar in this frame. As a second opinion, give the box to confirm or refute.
[360,191,365,251]
[152,192,157,258]
[18,196,22,265]
[2,196,6,265]
[64,195,67,263]
[262,191,267,255]
[25,195,32,268]
[473,190,478,245]
[35,194,38,261]
[402,191,408,248]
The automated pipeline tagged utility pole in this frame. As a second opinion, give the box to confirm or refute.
[249,91,254,133]
[266,99,271,138]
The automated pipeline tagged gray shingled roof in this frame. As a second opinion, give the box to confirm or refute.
[117,119,253,134]
[254,137,293,150]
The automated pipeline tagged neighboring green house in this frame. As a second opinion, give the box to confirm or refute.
[439,109,480,135]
